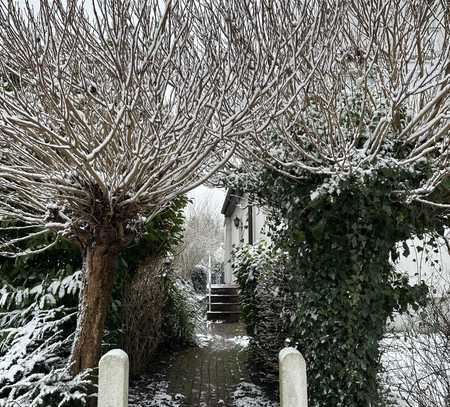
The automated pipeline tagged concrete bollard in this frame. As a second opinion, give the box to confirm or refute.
[279,347,308,407]
[98,349,129,407]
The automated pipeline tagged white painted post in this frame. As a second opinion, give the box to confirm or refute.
[279,347,308,407]
[98,349,129,407]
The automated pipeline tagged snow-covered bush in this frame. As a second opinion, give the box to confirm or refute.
[382,293,450,407]
[233,241,294,387]
[0,233,91,406]
[162,276,206,349]
[122,258,169,376]
[0,288,91,406]
[191,265,208,293]
[211,262,225,285]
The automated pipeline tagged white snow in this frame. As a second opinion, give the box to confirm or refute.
[195,332,250,349]
[381,333,450,407]
[232,382,278,407]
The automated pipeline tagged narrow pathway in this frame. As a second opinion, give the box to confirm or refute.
[129,323,277,407]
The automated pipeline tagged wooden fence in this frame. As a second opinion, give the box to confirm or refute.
[98,347,308,407]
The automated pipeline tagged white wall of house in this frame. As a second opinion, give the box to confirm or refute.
[389,235,449,331]
[222,193,267,283]
[396,236,450,292]
[223,217,233,283]
[222,191,450,297]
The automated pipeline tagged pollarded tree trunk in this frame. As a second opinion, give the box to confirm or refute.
[70,228,121,375]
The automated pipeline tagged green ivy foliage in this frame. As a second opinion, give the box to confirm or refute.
[233,242,288,337]
[233,243,265,337]
[233,242,294,388]
[120,196,188,273]
[225,80,449,406]
[227,165,447,407]
[283,182,428,407]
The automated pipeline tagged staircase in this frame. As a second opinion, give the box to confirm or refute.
[207,284,240,322]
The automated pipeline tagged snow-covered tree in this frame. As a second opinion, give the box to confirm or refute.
[0,0,326,374]
[174,198,223,279]
[235,0,449,206]
[218,2,448,405]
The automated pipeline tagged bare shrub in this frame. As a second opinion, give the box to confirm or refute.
[382,293,450,407]
[121,258,168,377]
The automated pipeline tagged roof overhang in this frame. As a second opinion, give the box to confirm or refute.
[221,188,241,217]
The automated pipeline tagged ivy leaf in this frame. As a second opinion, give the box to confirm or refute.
[402,241,410,257]
[294,230,306,241]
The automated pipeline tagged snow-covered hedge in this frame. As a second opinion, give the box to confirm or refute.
[0,281,91,406]
[191,265,208,293]
[162,276,206,349]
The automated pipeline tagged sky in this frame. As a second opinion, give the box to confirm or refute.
[187,186,226,221]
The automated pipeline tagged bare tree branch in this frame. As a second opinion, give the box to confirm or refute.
[0,0,319,253]
[234,0,449,205]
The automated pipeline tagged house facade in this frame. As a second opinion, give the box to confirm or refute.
[221,189,450,298]
[221,190,267,283]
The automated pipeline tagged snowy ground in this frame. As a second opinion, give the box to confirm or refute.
[129,323,277,407]
[129,322,449,407]
[129,378,277,407]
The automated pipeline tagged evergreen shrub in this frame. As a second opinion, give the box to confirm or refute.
[162,275,204,349]
[191,265,207,293]
[226,164,446,406]
[233,241,294,387]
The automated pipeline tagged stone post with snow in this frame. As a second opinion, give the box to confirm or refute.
[279,347,308,407]
[98,349,129,407]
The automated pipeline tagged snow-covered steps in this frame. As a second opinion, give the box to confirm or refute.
[207,284,240,323]
[210,294,240,303]
[207,311,241,322]
[209,285,239,295]
[210,302,241,312]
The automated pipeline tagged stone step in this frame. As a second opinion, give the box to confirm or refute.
[210,285,239,295]
[209,302,240,312]
[208,294,240,303]
[207,311,240,322]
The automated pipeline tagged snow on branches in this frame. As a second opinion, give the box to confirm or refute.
[235,0,449,206]
[0,0,448,257]
[0,0,307,254]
